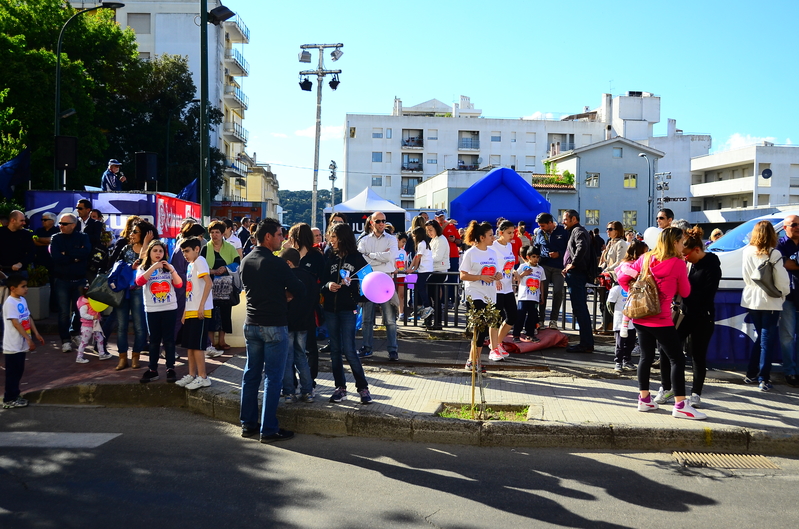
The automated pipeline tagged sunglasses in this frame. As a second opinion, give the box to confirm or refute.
[656,216,667,220]
[59,222,73,226]
[787,222,799,228]
[606,227,614,231]
[132,230,141,234]
[373,219,387,224]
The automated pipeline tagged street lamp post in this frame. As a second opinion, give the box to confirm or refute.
[638,153,653,223]
[53,2,125,190]
[329,160,337,214]
[298,43,343,228]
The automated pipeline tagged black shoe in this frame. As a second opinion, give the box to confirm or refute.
[140,370,159,383]
[241,425,260,438]
[319,343,331,353]
[566,344,594,353]
[260,429,295,443]
[786,374,799,387]
[388,351,399,361]
[166,369,177,383]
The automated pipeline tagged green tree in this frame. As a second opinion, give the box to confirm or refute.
[278,188,342,226]
[0,88,26,162]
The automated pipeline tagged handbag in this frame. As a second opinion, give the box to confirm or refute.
[623,254,661,319]
[86,272,125,308]
[751,250,783,298]
[212,274,241,306]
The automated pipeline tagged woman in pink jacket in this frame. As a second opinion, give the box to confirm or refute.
[618,227,706,420]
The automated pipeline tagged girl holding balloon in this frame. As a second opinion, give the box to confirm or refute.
[74,286,111,364]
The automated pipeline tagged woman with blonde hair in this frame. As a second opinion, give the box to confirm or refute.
[741,220,790,391]
[618,227,705,420]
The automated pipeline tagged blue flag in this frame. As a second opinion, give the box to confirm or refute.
[0,148,31,199]
[177,178,198,203]
[354,264,373,295]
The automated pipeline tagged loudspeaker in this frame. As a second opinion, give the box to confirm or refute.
[55,136,78,169]
[135,151,158,182]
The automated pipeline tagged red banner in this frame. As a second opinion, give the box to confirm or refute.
[156,194,201,239]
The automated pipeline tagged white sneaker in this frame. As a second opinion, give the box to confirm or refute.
[637,396,659,412]
[672,400,707,420]
[619,327,629,338]
[205,346,223,358]
[62,342,73,353]
[75,356,89,364]
[175,374,195,387]
[548,321,559,330]
[185,377,212,390]
[689,393,701,408]
[653,386,674,404]
[496,343,510,357]
[98,352,112,360]
[488,349,504,362]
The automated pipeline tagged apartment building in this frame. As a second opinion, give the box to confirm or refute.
[71,0,254,203]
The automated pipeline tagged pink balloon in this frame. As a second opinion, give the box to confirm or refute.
[362,271,395,304]
[405,273,418,290]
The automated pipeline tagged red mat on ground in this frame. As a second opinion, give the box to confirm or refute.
[502,328,569,353]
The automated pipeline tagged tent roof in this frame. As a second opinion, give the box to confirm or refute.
[449,167,550,226]
[323,187,405,214]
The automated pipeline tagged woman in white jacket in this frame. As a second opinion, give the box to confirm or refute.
[741,220,790,391]
[425,220,450,327]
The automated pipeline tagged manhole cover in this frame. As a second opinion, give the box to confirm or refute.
[673,452,780,469]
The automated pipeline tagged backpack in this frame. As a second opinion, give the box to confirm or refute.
[108,260,136,292]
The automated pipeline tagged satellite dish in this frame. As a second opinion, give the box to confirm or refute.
[762,168,773,179]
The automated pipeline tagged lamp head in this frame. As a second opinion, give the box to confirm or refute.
[208,5,235,25]
[331,48,343,61]
[328,75,340,90]
[298,50,312,63]
[100,2,126,9]
[299,78,312,91]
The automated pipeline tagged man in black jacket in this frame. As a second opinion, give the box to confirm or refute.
[239,218,305,444]
[50,214,91,352]
[562,210,594,353]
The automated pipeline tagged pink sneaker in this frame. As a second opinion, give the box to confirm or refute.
[496,343,510,357]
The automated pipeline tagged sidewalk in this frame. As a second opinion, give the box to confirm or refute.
[10,318,799,455]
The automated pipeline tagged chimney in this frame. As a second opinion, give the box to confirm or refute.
[667,118,677,137]
[393,97,402,116]
[556,141,561,154]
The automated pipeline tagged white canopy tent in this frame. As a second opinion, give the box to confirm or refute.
[322,188,406,233]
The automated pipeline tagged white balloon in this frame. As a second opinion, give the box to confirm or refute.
[643,227,662,250]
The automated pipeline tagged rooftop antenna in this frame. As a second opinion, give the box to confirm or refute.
[608,80,614,94]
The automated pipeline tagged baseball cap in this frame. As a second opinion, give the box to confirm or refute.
[42,212,57,221]
[108,159,122,166]
[435,210,446,217]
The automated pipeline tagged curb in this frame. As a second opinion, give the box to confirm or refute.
[21,383,799,455]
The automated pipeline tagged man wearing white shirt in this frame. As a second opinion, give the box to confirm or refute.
[223,218,243,258]
[357,211,400,361]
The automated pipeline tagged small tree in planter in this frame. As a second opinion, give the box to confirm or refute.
[464,296,503,419]
[25,265,51,320]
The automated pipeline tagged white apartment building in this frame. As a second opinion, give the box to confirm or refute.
[689,143,799,224]
[343,92,666,209]
[71,0,254,202]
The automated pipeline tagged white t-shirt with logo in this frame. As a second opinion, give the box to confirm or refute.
[459,246,500,304]
[139,268,179,313]
[395,249,408,277]
[491,240,516,294]
[3,296,31,353]
[185,256,213,318]
[516,264,544,302]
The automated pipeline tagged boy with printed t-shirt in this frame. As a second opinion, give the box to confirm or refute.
[3,275,44,409]
[177,237,214,390]
[512,246,544,343]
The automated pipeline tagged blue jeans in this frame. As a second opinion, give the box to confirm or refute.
[116,289,147,354]
[241,324,289,436]
[282,331,313,396]
[325,310,369,391]
[565,271,594,348]
[779,299,798,376]
[747,309,780,382]
[53,277,83,341]
[145,308,177,370]
[361,300,398,353]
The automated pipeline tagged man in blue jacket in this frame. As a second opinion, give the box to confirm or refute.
[100,159,126,191]
[533,212,568,329]
[50,214,91,352]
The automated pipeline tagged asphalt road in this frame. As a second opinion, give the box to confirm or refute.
[1,406,797,529]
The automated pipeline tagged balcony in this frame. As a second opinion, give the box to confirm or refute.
[224,157,247,177]
[546,142,575,155]
[223,122,249,143]
[690,176,754,198]
[224,85,249,110]
[401,186,416,197]
[224,15,250,44]
[224,48,250,77]
[401,162,423,173]
[458,138,480,150]
[401,137,424,149]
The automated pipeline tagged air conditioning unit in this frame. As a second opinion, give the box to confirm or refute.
[224,68,230,76]
[477,157,482,164]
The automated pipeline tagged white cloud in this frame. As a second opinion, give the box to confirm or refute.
[718,133,776,152]
[294,125,345,141]
[787,138,793,145]
[270,132,288,138]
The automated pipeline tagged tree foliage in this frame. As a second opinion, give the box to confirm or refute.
[0,88,26,162]
[278,188,342,227]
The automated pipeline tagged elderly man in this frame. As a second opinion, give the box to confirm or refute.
[357,211,400,360]
[101,159,126,191]
[779,214,799,387]
[240,218,305,443]
[561,210,594,353]
[533,212,568,328]
[50,214,91,352]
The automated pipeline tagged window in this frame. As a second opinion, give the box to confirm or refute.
[138,52,151,60]
[511,132,517,143]
[613,147,623,158]
[623,173,637,188]
[401,200,414,209]
[128,13,151,34]
[427,154,438,164]
[524,156,536,170]
[490,155,501,165]
[372,152,382,162]
[428,129,438,140]
[557,209,569,221]
[585,173,600,187]
[372,128,383,138]
[510,155,516,168]
[585,210,600,225]
[384,176,391,187]
[623,210,637,227]
[385,152,392,163]
[526,132,536,143]
[371,176,383,186]
[491,131,501,142]
[349,127,356,138]
[386,128,392,139]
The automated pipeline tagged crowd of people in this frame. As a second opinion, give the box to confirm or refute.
[3,201,799,436]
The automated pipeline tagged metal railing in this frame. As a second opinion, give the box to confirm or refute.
[458,138,480,149]
[457,164,479,171]
[401,163,423,172]
[402,138,424,148]
[227,15,250,42]
[223,122,249,143]
[224,48,250,76]
[224,85,249,109]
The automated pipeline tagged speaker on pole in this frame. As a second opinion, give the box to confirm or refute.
[135,151,158,183]
[55,136,78,170]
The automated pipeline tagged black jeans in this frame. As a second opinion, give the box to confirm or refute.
[668,315,715,395]
[3,352,25,403]
[635,323,685,396]
[145,308,177,371]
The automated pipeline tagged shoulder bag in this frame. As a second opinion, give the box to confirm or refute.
[623,255,661,319]
[751,249,784,298]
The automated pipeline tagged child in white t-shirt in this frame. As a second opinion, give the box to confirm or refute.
[3,276,44,409]
[512,247,544,343]
[615,240,649,338]
[607,284,636,371]
[177,237,214,390]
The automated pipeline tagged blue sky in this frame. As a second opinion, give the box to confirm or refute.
[231,0,799,191]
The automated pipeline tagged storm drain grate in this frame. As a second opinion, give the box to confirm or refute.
[673,452,780,469]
